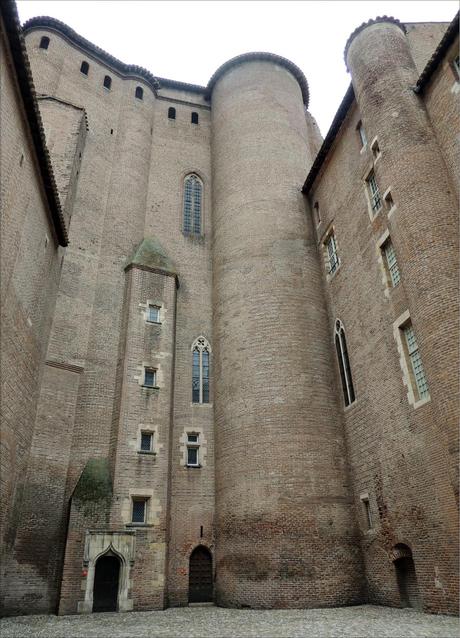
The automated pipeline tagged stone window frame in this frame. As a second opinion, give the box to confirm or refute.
[139,431,155,455]
[321,224,341,282]
[180,427,208,468]
[186,432,201,467]
[191,336,211,405]
[123,489,161,527]
[376,228,401,296]
[370,136,382,162]
[393,310,431,410]
[139,299,163,325]
[360,492,375,532]
[356,119,367,151]
[134,424,163,456]
[334,319,356,409]
[134,363,161,390]
[364,166,383,220]
[182,172,204,237]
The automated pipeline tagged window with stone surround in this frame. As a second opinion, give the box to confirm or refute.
[143,367,157,388]
[382,238,401,287]
[131,498,148,523]
[186,433,200,467]
[192,337,210,404]
[402,322,429,402]
[183,174,203,235]
[324,230,339,276]
[168,106,176,119]
[366,170,382,215]
[140,431,153,453]
[335,320,355,407]
[147,304,160,324]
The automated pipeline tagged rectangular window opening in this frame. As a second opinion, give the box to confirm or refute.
[401,321,429,402]
[382,239,401,287]
[132,498,147,523]
[357,120,367,148]
[366,170,382,214]
[324,232,339,276]
[187,433,200,467]
[147,304,160,323]
[140,432,153,452]
[144,368,156,388]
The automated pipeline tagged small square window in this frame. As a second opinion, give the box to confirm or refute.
[140,432,153,452]
[144,368,156,387]
[401,322,429,402]
[186,433,200,467]
[132,498,147,523]
[147,305,160,323]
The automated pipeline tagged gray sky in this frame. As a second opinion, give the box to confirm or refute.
[17,1,458,135]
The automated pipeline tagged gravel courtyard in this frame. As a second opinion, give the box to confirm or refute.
[1,605,459,638]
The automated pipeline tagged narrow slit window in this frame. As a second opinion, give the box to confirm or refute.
[382,239,401,287]
[191,112,199,124]
[357,121,367,147]
[168,107,176,120]
[402,322,429,401]
[135,86,144,100]
[367,170,382,214]
[325,232,339,275]
[80,61,89,75]
[183,174,203,235]
[361,497,373,529]
[39,36,50,50]
[313,202,321,226]
[103,75,112,90]
[335,320,355,407]
[192,337,210,404]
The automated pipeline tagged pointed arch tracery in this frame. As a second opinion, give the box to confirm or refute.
[192,336,210,404]
[334,319,355,407]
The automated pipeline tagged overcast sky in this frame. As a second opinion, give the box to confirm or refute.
[17,1,458,135]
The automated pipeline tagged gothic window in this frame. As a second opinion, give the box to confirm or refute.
[192,337,210,404]
[135,86,143,100]
[103,75,112,90]
[39,36,50,49]
[335,320,355,407]
[143,367,157,388]
[183,174,203,235]
[80,61,89,75]
[147,304,160,323]
[168,106,176,119]
[191,112,199,124]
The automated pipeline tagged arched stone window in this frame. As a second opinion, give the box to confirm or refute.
[39,36,50,49]
[80,60,89,75]
[192,337,210,404]
[183,174,203,235]
[103,75,112,90]
[335,319,355,407]
[135,86,143,100]
[168,106,176,119]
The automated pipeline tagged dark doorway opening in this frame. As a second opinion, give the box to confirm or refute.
[393,544,421,610]
[93,554,120,612]
[189,545,213,603]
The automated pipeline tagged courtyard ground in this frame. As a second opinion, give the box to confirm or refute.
[1,604,458,638]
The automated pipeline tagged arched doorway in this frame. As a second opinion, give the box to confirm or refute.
[189,546,213,603]
[392,544,421,610]
[93,553,120,612]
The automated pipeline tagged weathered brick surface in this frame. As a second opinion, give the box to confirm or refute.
[2,11,457,618]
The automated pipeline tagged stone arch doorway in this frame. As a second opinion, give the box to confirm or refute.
[189,545,213,603]
[93,552,121,612]
[392,544,421,610]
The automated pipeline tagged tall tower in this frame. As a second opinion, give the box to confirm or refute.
[209,54,363,608]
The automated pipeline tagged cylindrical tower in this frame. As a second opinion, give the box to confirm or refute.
[209,54,363,608]
[346,19,459,612]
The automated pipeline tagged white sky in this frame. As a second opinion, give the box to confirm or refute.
[17,1,458,135]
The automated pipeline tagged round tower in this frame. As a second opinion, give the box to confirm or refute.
[209,54,363,608]
[346,18,459,612]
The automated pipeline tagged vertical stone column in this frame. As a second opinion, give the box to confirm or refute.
[209,54,362,608]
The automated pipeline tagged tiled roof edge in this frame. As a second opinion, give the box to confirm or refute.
[344,16,406,69]
[302,83,355,195]
[22,15,161,92]
[205,52,310,107]
[414,12,459,94]
[1,1,68,245]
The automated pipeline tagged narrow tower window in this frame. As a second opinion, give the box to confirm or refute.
[186,433,200,467]
[324,230,339,275]
[103,75,112,90]
[382,239,401,287]
[335,320,356,407]
[39,36,50,49]
[80,61,89,75]
[168,107,176,120]
[191,112,199,124]
[366,170,382,214]
[183,174,203,235]
[402,322,429,401]
[192,337,210,404]
[131,498,148,523]
[357,120,367,147]
[135,86,144,100]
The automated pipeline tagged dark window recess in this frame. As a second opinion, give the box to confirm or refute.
[335,321,355,407]
[192,350,200,403]
[135,86,143,100]
[39,36,50,49]
[144,369,156,387]
[187,447,198,465]
[168,107,176,120]
[110,129,113,135]
[140,432,153,451]
[191,112,199,124]
[103,75,112,90]
[132,499,146,523]
[80,61,89,75]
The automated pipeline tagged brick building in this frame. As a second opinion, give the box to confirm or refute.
[1,0,458,617]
